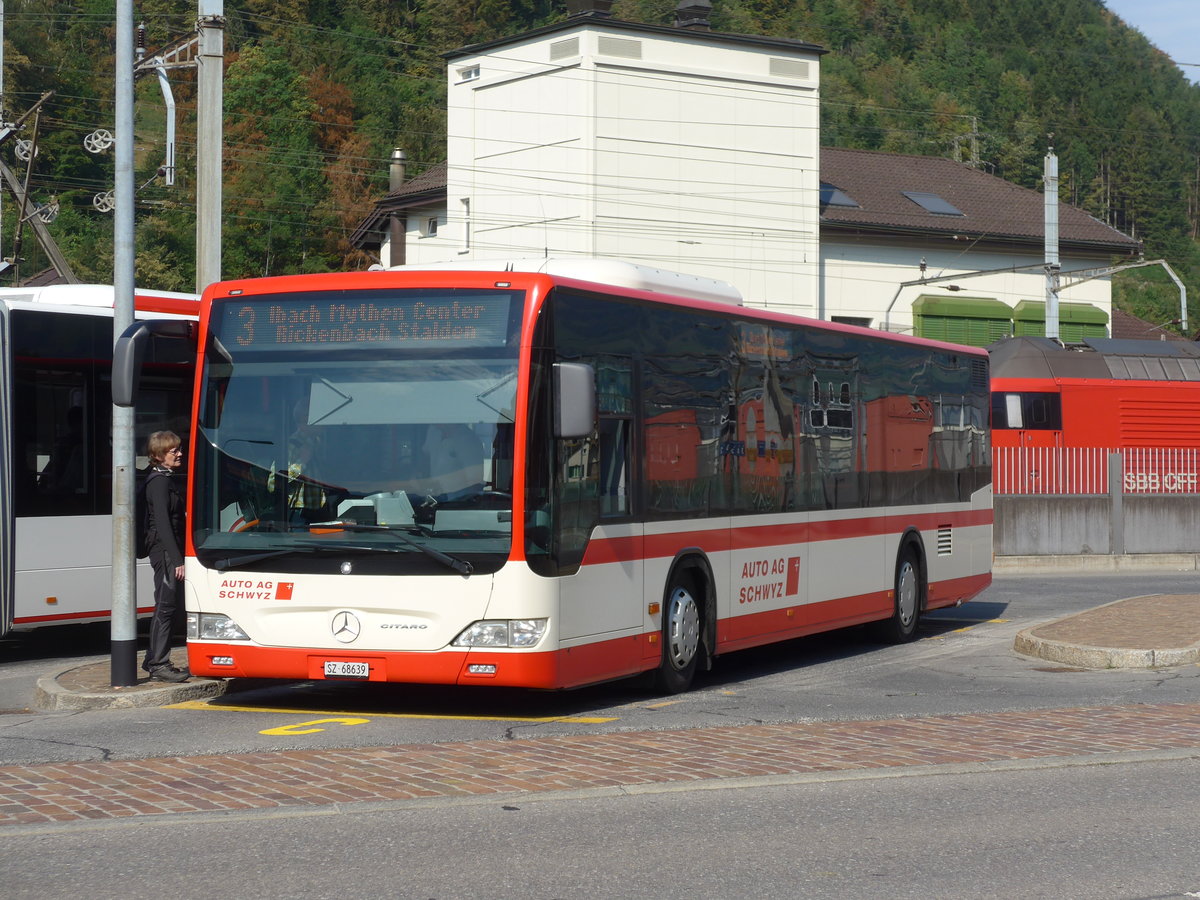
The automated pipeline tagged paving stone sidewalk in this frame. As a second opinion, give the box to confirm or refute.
[3,701,1200,829]
[1014,594,1200,668]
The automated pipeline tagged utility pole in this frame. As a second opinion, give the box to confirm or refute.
[195,0,224,291]
[111,0,138,686]
[0,93,80,282]
[8,106,41,283]
[1044,142,1061,339]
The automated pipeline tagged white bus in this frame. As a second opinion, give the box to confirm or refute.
[115,262,992,692]
[0,284,197,635]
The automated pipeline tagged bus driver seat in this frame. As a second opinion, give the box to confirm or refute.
[424,424,485,500]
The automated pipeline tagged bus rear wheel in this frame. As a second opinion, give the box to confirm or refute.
[653,574,702,694]
[877,546,922,643]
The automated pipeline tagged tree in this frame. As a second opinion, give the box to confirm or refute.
[222,44,333,277]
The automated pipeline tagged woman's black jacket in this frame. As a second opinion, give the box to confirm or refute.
[145,468,186,569]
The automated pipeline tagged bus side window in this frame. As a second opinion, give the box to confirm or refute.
[11,310,105,517]
[596,359,633,518]
[523,347,597,576]
[599,418,629,516]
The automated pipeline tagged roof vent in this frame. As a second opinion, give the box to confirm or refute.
[597,36,641,59]
[769,58,809,79]
[675,0,712,30]
[565,0,613,16]
[550,37,580,60]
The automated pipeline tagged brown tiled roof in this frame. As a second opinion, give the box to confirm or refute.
[349,163,448,248]
[1109,307,1190,342]
[350,150,1142,256]
[820,147,1139,254]
[23,267,68,287]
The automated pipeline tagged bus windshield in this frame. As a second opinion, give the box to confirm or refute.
[190,288,523,573]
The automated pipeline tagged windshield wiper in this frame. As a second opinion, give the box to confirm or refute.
[309,523,474,575]
[213,545,323,571]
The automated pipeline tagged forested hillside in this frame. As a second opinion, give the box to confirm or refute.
[3,0,1198,324]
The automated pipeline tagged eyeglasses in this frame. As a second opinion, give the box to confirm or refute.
[166,448,184,455]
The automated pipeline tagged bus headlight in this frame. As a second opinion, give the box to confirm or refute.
[187,612,251,641]
[451,618,547,648]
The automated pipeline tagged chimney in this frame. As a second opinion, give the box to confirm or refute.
[675,0,712,30]
[388,148,407,267]
[389,147,407,192]
[565,0,614,17]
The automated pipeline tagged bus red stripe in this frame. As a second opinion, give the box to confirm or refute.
[14,606,155,625]
[585,509,991,565]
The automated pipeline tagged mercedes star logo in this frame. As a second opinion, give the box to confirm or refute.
[331,611,361,644]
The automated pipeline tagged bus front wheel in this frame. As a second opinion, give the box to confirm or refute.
[877,546,922,643]
[654,574,702,693]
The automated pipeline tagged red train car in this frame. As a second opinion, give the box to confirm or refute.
[989,336,1200,494]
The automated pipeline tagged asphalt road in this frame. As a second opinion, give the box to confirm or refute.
[4,569,1200,900]
[4,757,1198,899]
[2,570,1199,764]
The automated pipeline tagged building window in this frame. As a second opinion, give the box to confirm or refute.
[423,217,439,238]
[458,65,480,82]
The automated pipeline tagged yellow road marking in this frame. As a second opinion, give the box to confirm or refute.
[166,699,617,724]
[926,617,1009,639]
[643,699,684,709]
[260,717,370,736]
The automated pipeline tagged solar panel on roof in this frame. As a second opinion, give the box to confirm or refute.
[901,191,964,216]
[820,183,860,208]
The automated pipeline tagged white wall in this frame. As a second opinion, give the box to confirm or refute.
[820,237,1114,334]
[429,22,822,314]
[387,20,1116,334]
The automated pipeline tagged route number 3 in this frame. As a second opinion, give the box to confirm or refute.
[236,305,256,346]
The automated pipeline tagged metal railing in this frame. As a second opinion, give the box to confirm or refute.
[993,447,1200,495]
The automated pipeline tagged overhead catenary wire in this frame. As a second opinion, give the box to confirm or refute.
[3,5,1194,271]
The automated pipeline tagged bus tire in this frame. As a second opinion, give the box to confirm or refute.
[877,545,922,643]
[653,572,703,694]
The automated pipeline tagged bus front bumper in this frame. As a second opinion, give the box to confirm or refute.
[187,641,564,689]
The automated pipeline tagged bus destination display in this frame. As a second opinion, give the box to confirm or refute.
[219,290,514,351]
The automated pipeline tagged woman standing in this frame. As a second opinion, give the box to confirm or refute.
[142,430,189,682]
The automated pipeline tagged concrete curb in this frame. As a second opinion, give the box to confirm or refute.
[1012,629,1200,669]
[34,670,230,711]
[995,553,1200,575]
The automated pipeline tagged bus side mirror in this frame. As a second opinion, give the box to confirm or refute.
[112,319,195,408]
[553,362,596,439]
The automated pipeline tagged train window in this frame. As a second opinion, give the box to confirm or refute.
[1022,393,1062,429]
[1003,394,1022,428]
[992,392,1062,430]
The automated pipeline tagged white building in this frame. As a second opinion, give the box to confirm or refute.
[368,3,824,314]
[818,146,1138,338]
[351,2,1139,341]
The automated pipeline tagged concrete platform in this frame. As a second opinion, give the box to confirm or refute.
[1013,593,1200,668]
[34,648,229,711]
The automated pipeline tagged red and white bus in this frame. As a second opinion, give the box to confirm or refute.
[116,261,992,692]
[1,284,197,636]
